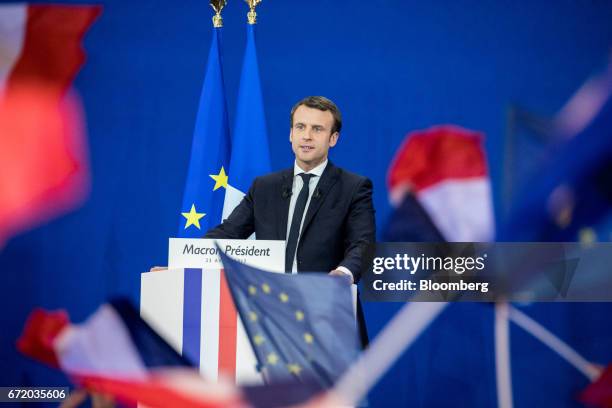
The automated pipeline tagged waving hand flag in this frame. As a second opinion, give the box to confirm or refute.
[386,125,495,242]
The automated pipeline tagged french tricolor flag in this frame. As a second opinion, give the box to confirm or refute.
[17,299,243,408]
[387,125,495,242]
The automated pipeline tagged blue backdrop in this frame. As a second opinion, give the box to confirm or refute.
[1,1,611,406]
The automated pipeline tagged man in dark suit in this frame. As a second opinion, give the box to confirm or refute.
[205,96,375,344]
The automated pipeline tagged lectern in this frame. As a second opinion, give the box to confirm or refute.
[140,238,285,384]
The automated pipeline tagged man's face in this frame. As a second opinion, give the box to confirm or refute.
[290,105,339,171]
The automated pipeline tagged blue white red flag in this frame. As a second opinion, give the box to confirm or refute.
[222,23,272,219]
[387,125,495,242]
[17,299,243,408]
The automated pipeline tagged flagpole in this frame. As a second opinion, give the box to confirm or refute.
[331,302,448,406]
[210,0,227,27]
[245,0,262,25]
[494,301,514,408]
[508,306,603,381]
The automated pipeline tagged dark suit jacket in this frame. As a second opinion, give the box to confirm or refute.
[205,161,376,283]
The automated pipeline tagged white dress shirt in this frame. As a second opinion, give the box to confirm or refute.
[286,160,353,280]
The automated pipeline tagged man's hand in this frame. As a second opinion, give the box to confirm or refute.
[149,266,167,272]
[329,269,353,284]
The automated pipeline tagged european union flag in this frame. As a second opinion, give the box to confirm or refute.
[218,247,359,388]
[501,90,612,241]
[178,27,230,237]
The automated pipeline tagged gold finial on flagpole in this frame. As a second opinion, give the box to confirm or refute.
[245,0,262,25]
[210,0,227,28]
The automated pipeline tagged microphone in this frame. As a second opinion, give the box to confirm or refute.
[282,187,292,199]
[313,188,321,199]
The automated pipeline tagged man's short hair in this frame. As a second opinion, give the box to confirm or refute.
[290,96,342,134]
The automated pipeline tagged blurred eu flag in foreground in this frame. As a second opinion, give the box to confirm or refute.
[178,26,231,237]
[218,248,359,388]
[501,66,612,242]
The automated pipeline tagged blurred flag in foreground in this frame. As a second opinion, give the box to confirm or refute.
[218,248,359,388]
[18,298,331,407]
[386,125,494,242]
[0,3,100,247]
[17,299,243,408]
[382,191,445,242]
[501,68,612,242]
[0,4,101,94]
[581,364,612,408]
[0,85,88,247]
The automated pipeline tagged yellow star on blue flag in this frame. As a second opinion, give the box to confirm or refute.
[217,246,359,387]
[209,166,229,191]
[181,204,205,229]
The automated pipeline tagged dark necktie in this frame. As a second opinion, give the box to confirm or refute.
[285,173,314,272]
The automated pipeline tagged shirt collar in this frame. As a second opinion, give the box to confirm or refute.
[294,159,328,178]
